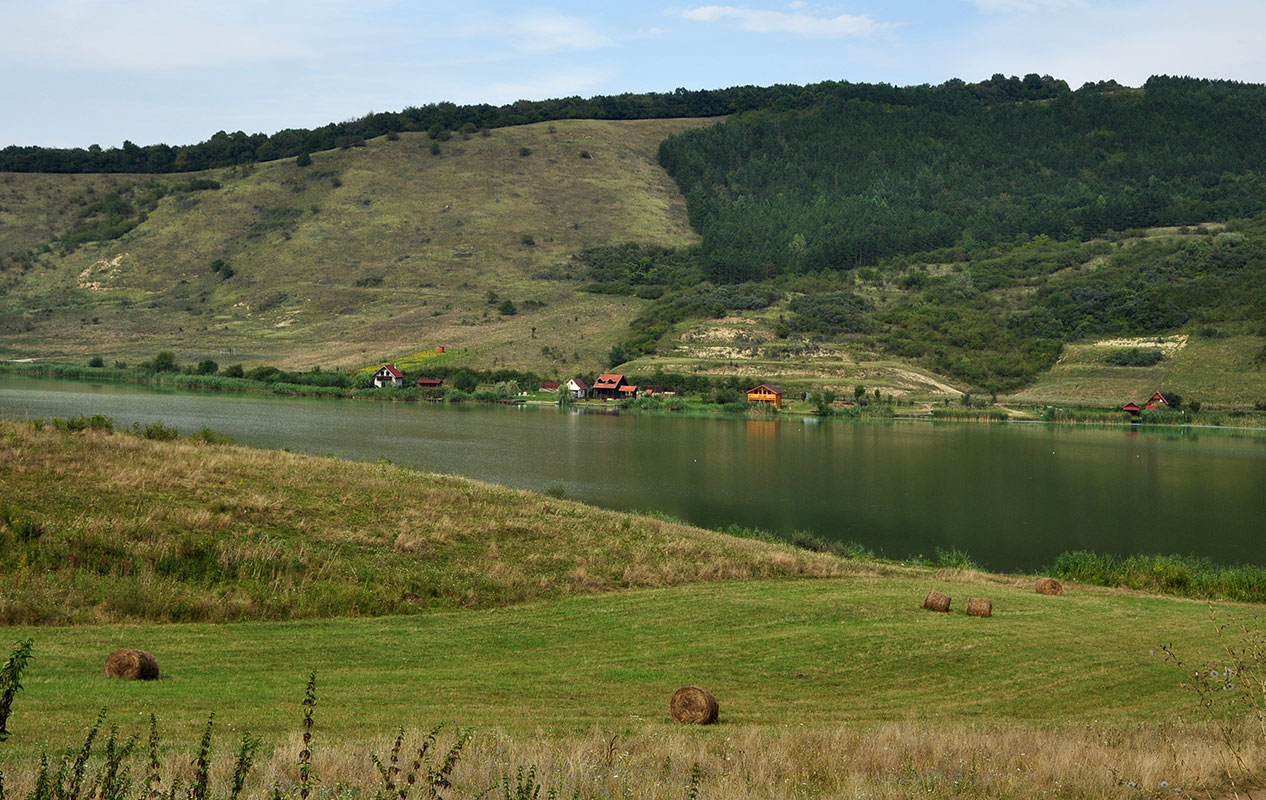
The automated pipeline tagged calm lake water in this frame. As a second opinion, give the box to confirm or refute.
[3,374,1265,572]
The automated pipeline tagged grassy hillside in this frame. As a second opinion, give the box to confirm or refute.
[0,418,850,625]
[0,118,712,373]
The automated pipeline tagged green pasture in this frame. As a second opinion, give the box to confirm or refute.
[1,574,1235,761]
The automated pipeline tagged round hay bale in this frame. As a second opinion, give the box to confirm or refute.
[966,597,993,617]
[1035,577,1064,596]
[670,686,719,724]
[104,649,159,680]
[922,590,951,613]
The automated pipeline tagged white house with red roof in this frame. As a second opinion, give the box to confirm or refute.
[566,378,588,399]
[373,364,404,388]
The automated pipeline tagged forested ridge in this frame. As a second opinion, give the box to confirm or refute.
[657,75,1266,281]
[1,73,1096,173]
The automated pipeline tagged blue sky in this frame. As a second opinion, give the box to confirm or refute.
[3,0,1264,148]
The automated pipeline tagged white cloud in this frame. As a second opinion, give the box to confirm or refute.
[680,5,890,37]
[968,0,1087,12]
[0,0,351,70]
[956,0,1266,86]
[455,12,612,55]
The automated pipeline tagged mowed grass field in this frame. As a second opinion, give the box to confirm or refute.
[4,420,1266,797]
[3,576,1262,798]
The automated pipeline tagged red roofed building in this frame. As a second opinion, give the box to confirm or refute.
[1145,392,1169,410]
[592,373,628,400]
[1122,402,1141,417]
[566,378,588,399]
[373,364,404,388]
[416,378,443,388]
[539,381,561,392]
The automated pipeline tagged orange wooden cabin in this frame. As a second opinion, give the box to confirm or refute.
[746,384,784,409]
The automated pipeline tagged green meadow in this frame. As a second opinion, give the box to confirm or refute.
[4,420,1266,798]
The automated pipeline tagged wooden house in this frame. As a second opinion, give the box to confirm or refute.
[1144,392,1169,410]
[746,384,784,409]
[592,373,628,400]
[373,364,404,388]
[566,378,588,399]
[539,381,561,392]
[416,378,443,388]
[1122,402,1141,417]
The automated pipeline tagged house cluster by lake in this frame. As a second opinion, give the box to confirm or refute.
[373,362,788,411]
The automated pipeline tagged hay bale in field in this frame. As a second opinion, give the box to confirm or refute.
[923,590,951,612]
[670,686,719,724]
[104,649,159,680]
[1035,577,1064,596]
[966,597,993,617]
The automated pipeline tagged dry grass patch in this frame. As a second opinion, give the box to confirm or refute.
[0,420,860,624]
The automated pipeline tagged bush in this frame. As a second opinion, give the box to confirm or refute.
[1105,347,1165,367]
[498,299,517,315]
[52,414,114,432]
[87,356,104,368]
[150,351,179,373]
[295,151,312,167]
[223,364,245,378]
[196,359,219,375]
[135,421,179,441]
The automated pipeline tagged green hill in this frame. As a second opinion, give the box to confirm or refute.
[0,118,710,374]
[6,76,1266,406]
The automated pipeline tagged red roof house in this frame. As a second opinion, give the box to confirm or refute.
[566,378,588,399]
[416,378,443,388]
[540,381,561,392]
[1144,392,1169,410]
[592,373,628,399]
[373,364,404,388]
[1122,402,1141,417]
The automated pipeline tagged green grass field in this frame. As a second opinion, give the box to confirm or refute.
[5,420,1266,798]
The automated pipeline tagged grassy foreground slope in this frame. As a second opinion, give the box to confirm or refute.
[0,419,848,625]
[0,118,711,372]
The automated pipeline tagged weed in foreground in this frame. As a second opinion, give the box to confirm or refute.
[1163,610,1266,788]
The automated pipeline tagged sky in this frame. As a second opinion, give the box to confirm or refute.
[2,0,1264,149]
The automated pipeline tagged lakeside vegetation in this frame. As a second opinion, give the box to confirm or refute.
[5,416,1266,623]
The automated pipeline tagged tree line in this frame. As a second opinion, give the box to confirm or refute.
[3,73,1083,174]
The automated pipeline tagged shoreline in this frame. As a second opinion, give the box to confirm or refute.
[4,360,1266,431]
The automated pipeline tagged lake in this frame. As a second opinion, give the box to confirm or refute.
[3,373,1265,572]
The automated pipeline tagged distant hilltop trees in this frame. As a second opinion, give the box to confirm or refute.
[0,73,1086,174]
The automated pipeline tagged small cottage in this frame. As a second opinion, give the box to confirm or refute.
[540,381,561,392]
[416,378,443,388]
[1144,392,1169,410]
[746,384,784,409]
[373,364,404,388]
[566,378,588,399]
[592,373,628,400]
[1122,401,1141,417]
